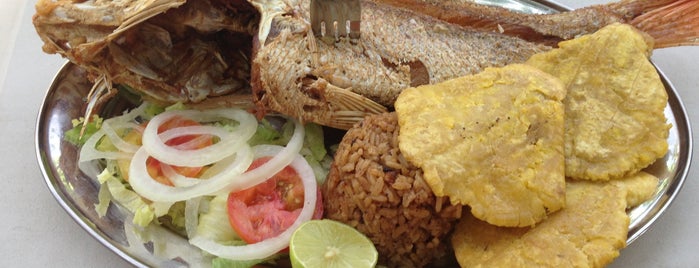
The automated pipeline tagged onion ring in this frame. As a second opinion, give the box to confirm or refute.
[79,129,133,162]
[189,146,317,260]
[128,144,254,202]
[100,120,142,153]
[215,120,306,194]
[129,118,305,202]
[141,108,257,167]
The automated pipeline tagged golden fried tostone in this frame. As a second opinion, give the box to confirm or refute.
[526,23,670,181]
[395,64,566,227]
[451,172,659,268]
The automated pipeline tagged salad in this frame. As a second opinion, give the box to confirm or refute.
[66,100,332,267]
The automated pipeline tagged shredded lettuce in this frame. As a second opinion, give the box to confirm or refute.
[95,167,156,227]
[95,173,112,217]
[302,152,332,185]
[65,115,103,146]
[95,161,175,227]
[303,123,327,161]
[211,257,259,268]
[301,123,331,184]
[164,102,187,112]
[76,102,334,267]
[143,103,165,119]
[143,102,185,120]
[196,194,242,243]
[246,119,331,183]
[211,257,274,268]
[247,118,283,146]
[166,201,187,230]
[197,195,281,268]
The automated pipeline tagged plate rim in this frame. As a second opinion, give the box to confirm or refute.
[35,62,152,268]
[34,0,693,265]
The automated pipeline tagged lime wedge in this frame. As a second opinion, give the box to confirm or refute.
[290,219,378,268]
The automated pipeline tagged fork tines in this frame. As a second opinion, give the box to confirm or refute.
[311,0,361,44]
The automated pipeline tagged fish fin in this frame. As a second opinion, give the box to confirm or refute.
[628,0,699,48]
[108,0,186,39]
[187,94,255,110]
[324,83,388,130]
[82,75,116,136]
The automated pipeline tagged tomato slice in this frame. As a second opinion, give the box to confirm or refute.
[227,157,323,244]
[146,116,213,185]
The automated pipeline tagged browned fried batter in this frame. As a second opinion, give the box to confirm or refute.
[452,172,659,268]
[395,64,566,227]
[34,0,699,129]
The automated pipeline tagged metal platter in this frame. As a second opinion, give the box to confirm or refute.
[35,0,692,266]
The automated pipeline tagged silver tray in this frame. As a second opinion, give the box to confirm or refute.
[35,1,692,267]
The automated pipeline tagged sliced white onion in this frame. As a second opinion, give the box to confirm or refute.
[79,129,133,163]
[189,147,317,260]
[141,108,257,167]
[198,152,248,180]
[151,201,175,217]
[154,125,246,167]
[112,102,148,123]
[128,144,254,202]
[129,119,305,203]
[215,120,306,194]
[78,104,147,164]
[100,120,142,153]
[184,197,203,239]
[172,134,213,150]
[160,164,202,188]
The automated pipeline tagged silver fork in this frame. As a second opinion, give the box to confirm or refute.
[310,0,361,44]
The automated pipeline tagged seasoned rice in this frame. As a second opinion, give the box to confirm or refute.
[323,112,462,268]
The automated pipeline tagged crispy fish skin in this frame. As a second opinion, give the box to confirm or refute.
[376,0,699,48]
[33,0,699,130]
[252,0,699,130]
[395,64,566,227]
[374,0,621,45]
[366,0,699,54]
[451,172,660,268]
[526,23,670,181]
[251,0,548,129]
[33,0,258,104]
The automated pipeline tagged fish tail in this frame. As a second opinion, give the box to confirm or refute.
[616,0,699,48]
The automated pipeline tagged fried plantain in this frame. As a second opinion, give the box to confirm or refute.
[395,64,566,227]
[451,171,659,268]
[526,23,670,181]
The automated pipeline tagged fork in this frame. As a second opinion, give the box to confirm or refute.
[310,0,361,44]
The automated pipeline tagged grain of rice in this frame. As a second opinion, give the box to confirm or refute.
[323,112,462,268]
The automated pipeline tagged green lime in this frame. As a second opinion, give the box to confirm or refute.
[289,219,378,268]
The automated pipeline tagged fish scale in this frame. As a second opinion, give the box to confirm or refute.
[253,0,551,129]
[32,0,699,129]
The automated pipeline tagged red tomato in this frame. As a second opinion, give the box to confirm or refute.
[146,116,213,185]
[227,157,323,244]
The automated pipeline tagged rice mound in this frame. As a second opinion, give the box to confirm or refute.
[323,112,462,268]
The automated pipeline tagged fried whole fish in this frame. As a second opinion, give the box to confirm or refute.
[252,0,699,129]
[252,0,548,129]
[377,0,699,48]
[33,0,699,129]
[33,0,259,104]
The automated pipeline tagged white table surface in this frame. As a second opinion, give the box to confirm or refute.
[1,0,697,267]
